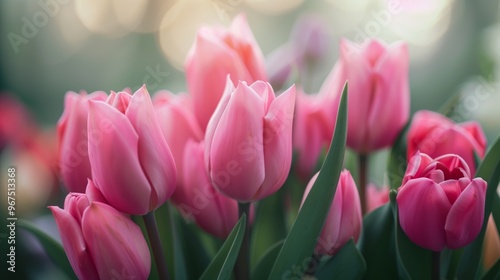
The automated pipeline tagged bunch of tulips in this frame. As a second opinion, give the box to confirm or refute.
[26,13,499,280]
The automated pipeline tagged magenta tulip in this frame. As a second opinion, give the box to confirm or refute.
[154,91,203,202]
[185,14,267,131]
[319,38,409,153]
[87,86,176,215]
[175,140,239,239]
[57,90,107,192]
[293,89,335,179]
[301,170,362,255]
[407,110,487,175]
[205,78,295,202]
[49,184,151,280]
[397,152,487,251]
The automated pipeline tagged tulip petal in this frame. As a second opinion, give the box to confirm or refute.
[397,178,450,252]
[82,202,151,280]
[460,121,487,157]
[49,206,99,280]
[88,100,151,215]
[209,82,265,201]
[445,178,487,249]
[126,86,177,211]
[337,171,362,246]
[257,85,295,200]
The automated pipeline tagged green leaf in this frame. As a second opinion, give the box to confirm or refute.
[268,82,348,279]
[250,191,287,268]
[316,239,366,280]
[358,204,398,280]
[390,190,432,280]
[18,219,77,280]
[458,135,500,280]
[199,214,246,280]
[251,240,284,280]
[483,258,500,280]
[492,193,500,242]
[387,120,411,190]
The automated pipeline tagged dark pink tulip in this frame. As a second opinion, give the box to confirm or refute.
[185,14,267,131]
[49,185,150,280]
[366,183,390,213]
[154,91,203,203]
[205,78,295,202]
[320,39,409,153]
[397,152,487,251]
[175,140,239,239]
[301,170,362,255]
[57,90,107,192]
[407,110,487,175]
[293,89,335,179]
[87,86,176,215]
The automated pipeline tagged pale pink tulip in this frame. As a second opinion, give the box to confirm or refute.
[319,39,409,153]
[87,86,176,215]
[205,78,295,202]
[366,183,390,213]
[301,170,362,255]
[397,152,487,251]
[407,110,487,175]
[185,14,267,130]
[49,186,150,280]
[57,91,107,192]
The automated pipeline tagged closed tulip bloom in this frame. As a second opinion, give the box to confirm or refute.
[407,110,487,175]
[397,152,487,251]
[87,86,176,215]
[175,140,239,239]
[301,170,362,255]
[319,39,409,153]
[205,78,295,202]
[154,91,203,203]
[293,89,334,179]
[57,90,107,192]
[49,186,150,280]
[185,14,267,130]
[366,183,390,213]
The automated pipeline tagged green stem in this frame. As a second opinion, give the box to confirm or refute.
[235,202,251,280]
[358,154,368,215]
[432,251,441,280]
[143,212,170,280]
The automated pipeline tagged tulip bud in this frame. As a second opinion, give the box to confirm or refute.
[366,183,390,213]
[175,140,239,239]
[293,89,335,179]
[154,91,203,202]
[49,185,151,280]
[319,39,410,153]
[301,170,362,255]
[407,110,487,175]
[397,152,487,251]
[205,78,295,202]
[185,14,267,130]
[57,90,107,192]
[87,85,176,215]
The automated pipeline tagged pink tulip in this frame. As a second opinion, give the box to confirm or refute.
[319,39,409,153]
[205,78,295,202]
[407,110,487,175]
[366,183,390,213]
[301,170,362,255]
[293,89,335,179]
[154,91,203,203]
[185,14,267,130]
[175,140,239,239]
[57,90,107,193]
[87,86,176,215]
[397,152,487,251]
[49,184,151,280]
